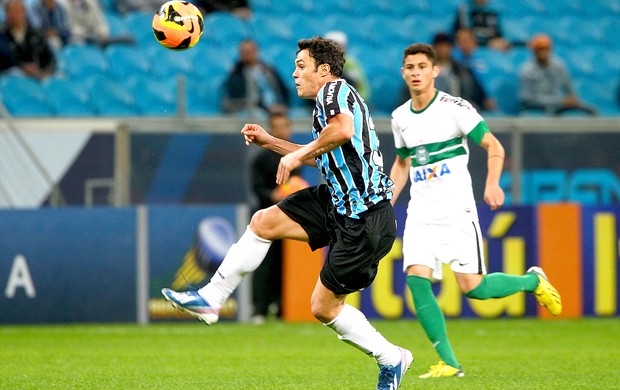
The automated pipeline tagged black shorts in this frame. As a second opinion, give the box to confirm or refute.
[278,184,396,295]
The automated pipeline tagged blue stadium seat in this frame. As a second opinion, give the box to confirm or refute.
[132,75,177,116]
[543,1,585,17]
[366,15,410,48]
[359,44,401,77]
[105,12,130,38]
[598,0,620,15]
[601,16,620,49]
[0,74,52,117]
[502,18,533,45]
[390,0,432,15]
[123,10,156,45]
[41,76,94,116]
[146,44,194,78]
[501,0,546,18]
[400,16,450,45]
[248,0,272,13]
[573,78,618,116]
[323,14,378,46]
[267,0,315,14]
[487,75,520,115]
[476,47,515,77]
[599,50,620,76]
[312,0,354,15]
[248,12,294,44]
[349,0,392,16]
[551,17,605,47]
[560,47,597,78]
[88,77,137,116]
[507,47,530,70]
[369,70,405,115]
[59,44,109,78]
[188,43,235,80]
[202,11,250,47]
[185,74,225,116]
[285,13,324,39]
[425,0,461,17]
[105,44,151,79]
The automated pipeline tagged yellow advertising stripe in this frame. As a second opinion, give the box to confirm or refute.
[487,211,516,238]
[594,213,617,316]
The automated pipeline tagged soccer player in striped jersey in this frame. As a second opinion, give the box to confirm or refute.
[163,36,412,390]
[389,43,562,379]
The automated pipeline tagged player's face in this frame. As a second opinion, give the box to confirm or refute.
[292,49,323,100]
[401,53,439,94]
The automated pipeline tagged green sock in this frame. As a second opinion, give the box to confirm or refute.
[465,272,539,300]
[406,275,459,368]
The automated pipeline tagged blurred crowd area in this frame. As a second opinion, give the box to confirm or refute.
[0,0,619,118]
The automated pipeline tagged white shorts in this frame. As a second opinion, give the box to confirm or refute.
[401,219,486,280]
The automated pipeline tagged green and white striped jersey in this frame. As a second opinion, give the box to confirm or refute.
[391,90,490,224]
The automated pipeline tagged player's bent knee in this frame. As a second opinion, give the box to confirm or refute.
[310,302,330,323]
[248,216,270,241]
[249,207,281,240]
[311,300,346,324]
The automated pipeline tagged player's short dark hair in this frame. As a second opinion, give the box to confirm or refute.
[297,36,345,78]
[402,43,437,65]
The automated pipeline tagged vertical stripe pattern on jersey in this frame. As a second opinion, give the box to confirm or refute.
[312,80,392,218]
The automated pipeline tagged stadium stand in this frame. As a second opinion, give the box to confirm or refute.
[202,11,250,47]
[0,0,618,117]
[132,73,178,116]
[58,43,109,79]
[105,44,151,79]
[42,76,94,116]
[88,75,137,116]
[0,74,52,117]
[185,74,225,116]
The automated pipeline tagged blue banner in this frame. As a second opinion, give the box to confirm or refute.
[0,208,136,324]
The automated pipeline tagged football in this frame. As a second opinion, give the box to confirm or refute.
[152,1,203,50]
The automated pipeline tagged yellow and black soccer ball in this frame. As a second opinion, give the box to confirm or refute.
[152,1,203,50]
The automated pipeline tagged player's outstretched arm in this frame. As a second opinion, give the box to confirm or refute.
[241,123,305,157]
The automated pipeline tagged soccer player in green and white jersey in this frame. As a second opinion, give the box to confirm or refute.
[389,43,562,378]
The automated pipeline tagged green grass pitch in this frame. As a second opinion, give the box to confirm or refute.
[1,317,619,389]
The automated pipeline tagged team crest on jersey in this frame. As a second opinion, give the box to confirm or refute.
[414,146,429,165]
[413,163,451,183]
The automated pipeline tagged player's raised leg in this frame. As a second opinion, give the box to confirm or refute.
[162,205,307,324]
[463,268,562,315]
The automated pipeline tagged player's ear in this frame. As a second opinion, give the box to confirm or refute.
[319,64,330,77]
[432,65,440,78]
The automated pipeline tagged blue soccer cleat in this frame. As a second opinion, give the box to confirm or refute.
[161,288,219,325]
[377,347,414,390]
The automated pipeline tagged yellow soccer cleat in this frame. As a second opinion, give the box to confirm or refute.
[528,266,562,315]
[418,360,464,378]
